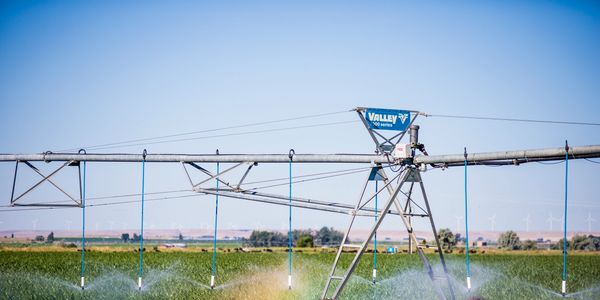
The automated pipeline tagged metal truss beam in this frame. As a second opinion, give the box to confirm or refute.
[10,160,83,207]
[0,144,598,165]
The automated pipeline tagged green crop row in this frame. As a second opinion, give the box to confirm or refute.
[1,251,599,299]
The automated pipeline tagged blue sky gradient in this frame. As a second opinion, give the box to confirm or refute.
[0,1,599,234]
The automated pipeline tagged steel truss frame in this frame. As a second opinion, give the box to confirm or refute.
[10,159,85,207]
[3,107,600,299]
[181,161,400,217]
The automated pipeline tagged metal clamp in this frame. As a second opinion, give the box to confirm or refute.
[43,151,53,163]
[289,149,295,161]
[216,149,219,155]
[142,149,147,160]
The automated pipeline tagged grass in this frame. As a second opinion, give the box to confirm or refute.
[1,250,599,299]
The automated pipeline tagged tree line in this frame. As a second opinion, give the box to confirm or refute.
[437,228,600,251]
[244,227,344,247]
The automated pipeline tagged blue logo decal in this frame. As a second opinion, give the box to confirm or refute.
[365,108,411,131]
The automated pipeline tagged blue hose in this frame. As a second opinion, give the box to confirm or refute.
[138,150,146,287]
[562,142,569,282]
[464,149,471,283]
[211,162,220,279]
[80,160,86,285]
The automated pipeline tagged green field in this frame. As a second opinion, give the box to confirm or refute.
[1,251,599,299]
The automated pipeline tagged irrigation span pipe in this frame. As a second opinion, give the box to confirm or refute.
[0,145,599,165]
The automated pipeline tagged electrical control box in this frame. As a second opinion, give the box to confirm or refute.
[392,143,412,159]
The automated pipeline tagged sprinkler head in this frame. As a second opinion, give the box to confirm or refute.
[467,276,472,291]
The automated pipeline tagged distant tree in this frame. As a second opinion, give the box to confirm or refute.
[297,234,314,248]
[247,230,286,247]
[132,233,140,242]
[316,227,344,246]
[292,229,313,242]
[498,231,521,250]
[121,233,130,243]
[455,233,463,244]
[559,235,600,251]
[46,232,55,243]
[437,228,456,250]
[34,235,45,242]
[589,235,600,251]
[178,233,184,241]
[522,240,537,250]
[571,234,593,250]
[11,233,14,238]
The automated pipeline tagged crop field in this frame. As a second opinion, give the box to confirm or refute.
[1,251,600,299]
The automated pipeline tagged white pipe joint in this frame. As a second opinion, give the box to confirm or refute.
[138,277,142,290]
[562,280,566,294]
[81,277,85,289]
[210,275,215,288]
[372,269,377,283]
[288,275,292,289]
[467,276,471,290]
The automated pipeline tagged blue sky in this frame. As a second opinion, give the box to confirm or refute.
[0,1,599,234]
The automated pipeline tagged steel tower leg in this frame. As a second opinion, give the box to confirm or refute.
[321,168,410,300]
[321,167,455,300]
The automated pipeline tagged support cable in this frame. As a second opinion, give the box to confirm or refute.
[425,114,600,126]
[210,150,220,289]
[288,149,294,290]
[464,148,471,291]
[562,141,569,296]
[138,149,147,291]
[79,149,86,290]
[58,110,351,152]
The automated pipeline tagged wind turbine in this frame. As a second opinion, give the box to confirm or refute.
[523,214,532,232]
[585,213,596,233]
[455,215,463,233]
[547,213,559,231]
[488,214,497,231]
[108,220,115,231]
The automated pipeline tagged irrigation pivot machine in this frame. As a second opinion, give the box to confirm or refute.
[3,107,600,299]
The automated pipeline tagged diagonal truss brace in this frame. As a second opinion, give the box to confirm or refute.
[181,161,400,217]
[10,160,84,207]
